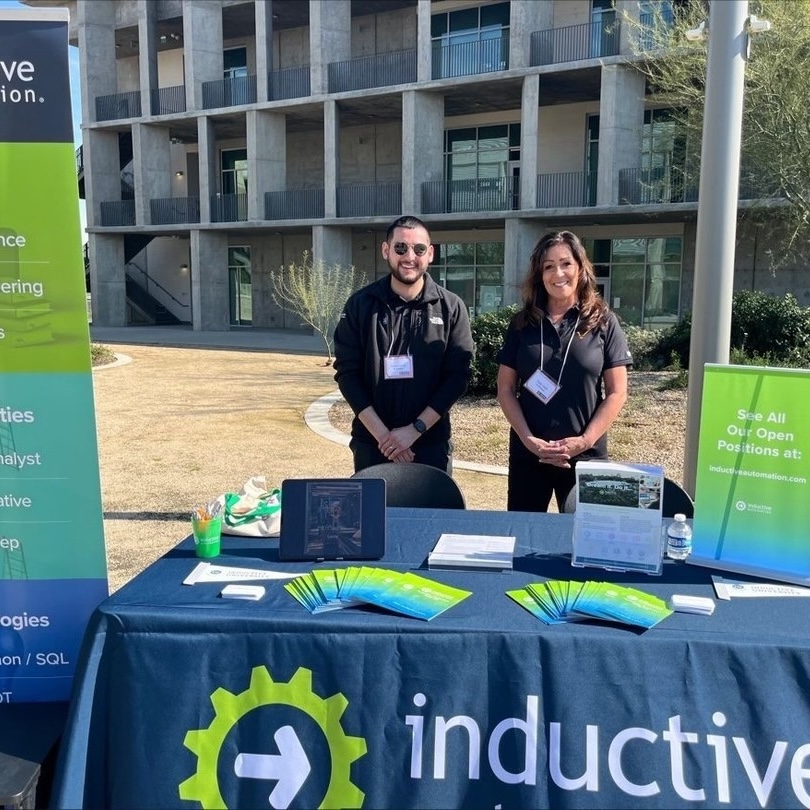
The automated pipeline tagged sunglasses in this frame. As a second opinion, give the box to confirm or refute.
[392,242,429,257]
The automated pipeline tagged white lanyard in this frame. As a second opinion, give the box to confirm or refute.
[524,313,580,403]
[540,313,580,382]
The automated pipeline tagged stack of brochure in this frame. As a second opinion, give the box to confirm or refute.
[428,533,516,571]
[507,580,673,629]
[285,567,471,621]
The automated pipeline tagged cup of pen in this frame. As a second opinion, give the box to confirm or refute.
[191,507,222,559]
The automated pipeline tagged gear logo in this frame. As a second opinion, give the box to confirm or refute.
[179,665,367,809]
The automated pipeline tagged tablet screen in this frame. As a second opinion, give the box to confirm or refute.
[279,478,386,561]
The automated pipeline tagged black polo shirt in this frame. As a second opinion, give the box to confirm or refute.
[497,308,632,463]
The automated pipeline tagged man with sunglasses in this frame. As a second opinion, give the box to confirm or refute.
[334,215,474,473]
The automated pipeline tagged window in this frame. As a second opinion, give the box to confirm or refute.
[431,3,510,78]
[432,241,504,317]
[224,47,248,79]
[640,109,689,202]
[591,0,618,58]
[584,236,682,328]
[228,246,251,326]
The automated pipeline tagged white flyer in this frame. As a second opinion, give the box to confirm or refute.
[712,575,810,600]
[183,562,298,586]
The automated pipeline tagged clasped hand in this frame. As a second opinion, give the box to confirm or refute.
[524,435,590,467]
[378,426,417,463]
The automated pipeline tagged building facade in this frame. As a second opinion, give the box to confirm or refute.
[25,0,809,332]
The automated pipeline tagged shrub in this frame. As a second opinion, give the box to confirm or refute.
[623,324,664,370]
[730,291,810,362]
[469,305,518,394]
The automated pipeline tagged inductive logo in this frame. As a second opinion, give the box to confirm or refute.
[179,666,367,809]
[736,500,747,511]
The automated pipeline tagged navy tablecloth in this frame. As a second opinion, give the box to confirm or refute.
[52,509,810,809]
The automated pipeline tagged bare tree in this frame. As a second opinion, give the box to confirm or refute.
[624,0,810,265]
[270,252,366,364]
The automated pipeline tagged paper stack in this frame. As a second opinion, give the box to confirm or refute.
[428,533,516,571]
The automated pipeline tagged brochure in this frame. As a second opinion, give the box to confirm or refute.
[284,566,472,621]
[183,562,299,585]
[570,460,666,575]
[428,533,516,571]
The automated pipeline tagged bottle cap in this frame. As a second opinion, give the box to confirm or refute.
[674,513,687,521]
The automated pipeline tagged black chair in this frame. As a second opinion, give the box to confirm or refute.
[561,476,694,518]
[351,463,466,509]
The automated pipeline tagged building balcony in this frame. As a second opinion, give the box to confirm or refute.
[328,50,416,93]
[537,171,597,208]
[95,90,142,122]
[530,20,620,66]
[150,196,201,225]
[421,177,518,214]
[269,66,311,101]
[211,193,248,223]
[99,199,136,227]
[264,188,324,220]
[618,167,697,205]
[202,75,257,109]
[637,10,676,52]
[337,183,401,217]
[432,35,509,80]
[150,85,186,115]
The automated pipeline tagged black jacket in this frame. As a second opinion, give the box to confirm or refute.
[333,274,474,446]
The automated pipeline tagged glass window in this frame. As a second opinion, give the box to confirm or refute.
[221,148,248,195]
[431,3,510,78]
[432,241,505,317]
[224,47,247,79]
[228,246,251,326]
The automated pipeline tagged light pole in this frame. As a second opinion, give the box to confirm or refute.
[682,0,749,496]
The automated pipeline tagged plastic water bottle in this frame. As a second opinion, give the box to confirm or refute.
[666,513,693,560]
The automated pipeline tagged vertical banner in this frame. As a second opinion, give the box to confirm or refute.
[690,364,810,584]
[0,10,108,702]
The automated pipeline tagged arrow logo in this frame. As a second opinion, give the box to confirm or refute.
[234,725,311,809]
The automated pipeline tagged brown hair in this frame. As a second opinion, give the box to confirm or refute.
[514,230,608,333]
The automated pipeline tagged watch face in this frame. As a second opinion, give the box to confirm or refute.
[414,419,426,434]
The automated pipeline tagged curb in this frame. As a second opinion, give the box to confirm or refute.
[305,390,508,477]
[92,353,133,371]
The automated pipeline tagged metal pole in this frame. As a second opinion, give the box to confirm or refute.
[682,0,749,496]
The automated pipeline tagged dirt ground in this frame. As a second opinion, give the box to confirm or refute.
[94,345,507,592]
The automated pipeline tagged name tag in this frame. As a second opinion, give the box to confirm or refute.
[524,368,560,404]
[384,354,414,379]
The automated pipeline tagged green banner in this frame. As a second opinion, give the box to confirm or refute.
[691,364,810,584]
[0,9,108,702]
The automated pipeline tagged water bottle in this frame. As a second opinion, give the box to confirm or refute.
[666,513,693,560]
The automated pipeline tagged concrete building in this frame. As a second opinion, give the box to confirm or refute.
[23,0,808,332]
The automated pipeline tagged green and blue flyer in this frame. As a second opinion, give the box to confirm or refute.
[0,8,108,702]
[691,364,810,585]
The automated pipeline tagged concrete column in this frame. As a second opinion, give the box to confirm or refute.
[417,0,432,82]
[510,0,554,70]
[183,0,223,111]
[190,230,230,330]
[138,0,158,116]
[197,116,217,223]
[247,110,286,220]
[597,65,645,205]
[310,0,351,95]
[255,0,274,102]
[132,123,171,225]
[520,74,540,210]
[312,226,353,274]
[78,0,117,124]
[503,219,540,306]
[89,233,127,327]
[401,90,444,214]
[324,100,339,218]
[84,129,122,226]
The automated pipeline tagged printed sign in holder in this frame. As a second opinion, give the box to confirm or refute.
[690,364,810,585]
[0,9,108,702]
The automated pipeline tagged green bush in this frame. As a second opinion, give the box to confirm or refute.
[623,324,665,370]
[730,291,810,361]
[469,305,518,394]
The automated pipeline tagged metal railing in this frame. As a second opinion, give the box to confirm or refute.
[530,20,620,66]
[618,167,697,205]
[150,85,186,115]
[269,66,311,100]
[264,188,325,220]
[421,177,518,214]
[337,183,401,217]
[126,261,188,311]
[328,50,417,93]
[202,75,257,109]
[95,90,142,122]
[432,34,509,80]
[99,199,136,227]
[210,193,248,223]
[536,172,597,208]
[150,196,201,224]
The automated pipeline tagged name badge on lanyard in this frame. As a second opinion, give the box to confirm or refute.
[384,354,414,379]
[523,313,580,404]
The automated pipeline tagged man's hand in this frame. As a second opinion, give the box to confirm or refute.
[378,425,420,463]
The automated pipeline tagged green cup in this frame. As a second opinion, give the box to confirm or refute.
[192,515,222,559]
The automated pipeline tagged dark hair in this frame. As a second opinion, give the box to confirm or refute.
[515,230,608,333]
[385,215,430,243]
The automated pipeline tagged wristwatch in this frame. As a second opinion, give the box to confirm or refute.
[412,418,427,434]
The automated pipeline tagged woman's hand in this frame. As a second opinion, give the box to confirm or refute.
[523,436,572,467]
[557,434,593,460]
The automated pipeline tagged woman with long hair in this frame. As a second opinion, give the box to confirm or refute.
[496,231,632,512]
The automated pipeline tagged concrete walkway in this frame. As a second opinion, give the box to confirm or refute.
[91,324,507,476]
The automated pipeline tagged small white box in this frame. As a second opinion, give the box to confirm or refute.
[668,594,715,615]
[221,584,266,601]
